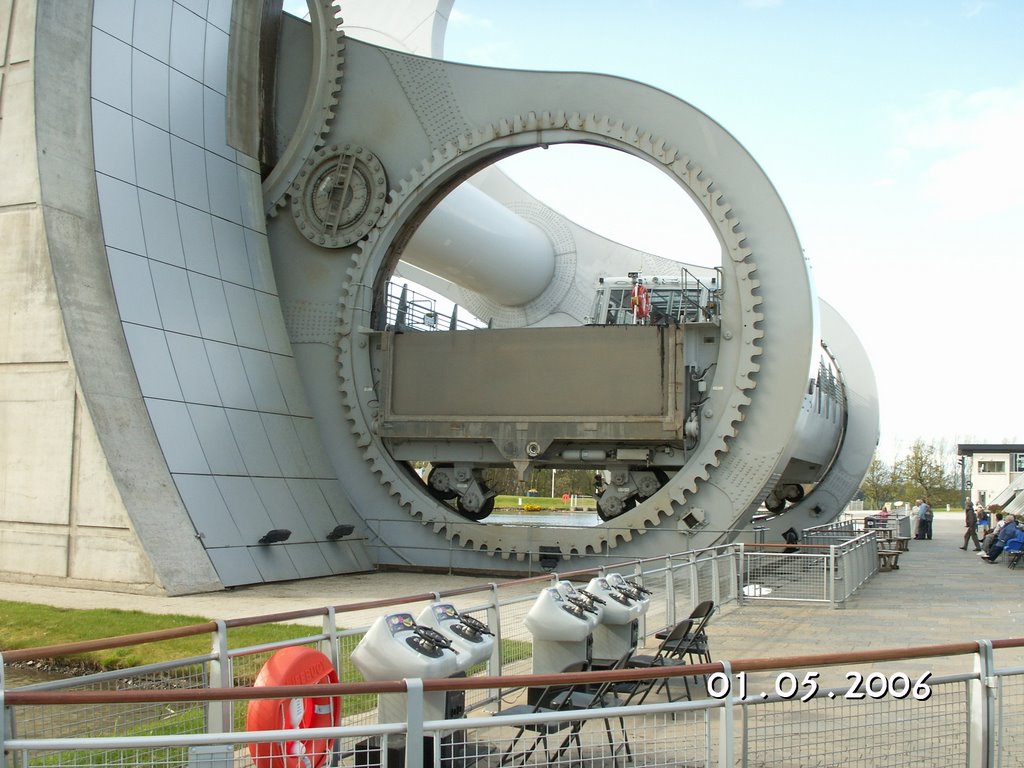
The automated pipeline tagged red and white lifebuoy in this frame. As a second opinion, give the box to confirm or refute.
[246,647,340,768]
[631,282,650,320]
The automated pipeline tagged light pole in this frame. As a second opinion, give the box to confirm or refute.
[551,469,557,498]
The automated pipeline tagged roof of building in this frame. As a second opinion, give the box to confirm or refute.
[957,443,1024,456]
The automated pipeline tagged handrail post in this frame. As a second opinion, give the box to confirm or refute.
[718,660,736,767]
[487,583,503,693]
[207,620,231,732]
[664,556,676,629]
[1,651,8,768]
[970,640,995,768]
[828,545,837,608]
[737,543,746,604]
[405,678,424,768]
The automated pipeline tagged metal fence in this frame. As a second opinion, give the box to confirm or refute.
[5,640,1024,767]
[2,540,883,767]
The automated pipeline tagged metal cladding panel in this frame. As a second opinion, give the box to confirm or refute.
[132,119,175,198]
[169,3,206,82]
[132,50,170,130]
[207,151,243,223]
[93,0,134,43]
[239,349,288,413]
[132,0,173,63]
[275,357,313,416]
[284,543,333,580]
[95,176,145,254]
[212,218,252,286]
[177,204,218,274]
[249,544,301,582]
[189,272,236,343]
[244,229,277,293]
[225,410,282,476]
[205,340,256,409]
[207,546,263,587]
[93,102,136,182]
[203,24,229,94]
[123,324,183,401]
[139,191,185,266]
[174,474,242,547]
[169,68,204,145]
[289,480,344,531]
[151,263,202,335]
[224,283,268,350]
[389,326,668,418]
[262,414,314,478]
[187,403,247,475]
[252,478,316,540]
[294,419,335,476]
[166,334,221,405]
[145,399,209,475]
[169,136,209,209]
[215,476,275,537]
[256,292,292,355]
[108,249,162,327]
[91,31,132,111]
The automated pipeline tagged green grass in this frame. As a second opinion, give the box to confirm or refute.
[0,599,313,671]
[494,495,596,511]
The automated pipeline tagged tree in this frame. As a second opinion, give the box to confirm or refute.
[895,439,956,507]
[861,455,897,509]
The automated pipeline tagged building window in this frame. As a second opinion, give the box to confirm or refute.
[1013,454,1024,473]
[978,461,1006,473]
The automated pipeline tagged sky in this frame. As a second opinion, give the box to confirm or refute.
[437,0,1024,461]
[289,1,1023,461]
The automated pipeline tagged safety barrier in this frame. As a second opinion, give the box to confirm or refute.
[1,537,879,765]
[4,639,1024,767]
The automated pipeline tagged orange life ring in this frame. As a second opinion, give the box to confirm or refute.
[631,283,650,320]
[246,647,340,768]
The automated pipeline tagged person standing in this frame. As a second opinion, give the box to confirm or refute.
[960,500,981,551]
[916,498,933,540]
[911,500,922,539]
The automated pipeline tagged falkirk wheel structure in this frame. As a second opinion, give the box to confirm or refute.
[0,1,877,594]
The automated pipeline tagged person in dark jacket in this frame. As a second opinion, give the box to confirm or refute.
[960,500,982,551]
[983,515,1019,563]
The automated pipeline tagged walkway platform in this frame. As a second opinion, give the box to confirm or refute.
[5,513,1022,672]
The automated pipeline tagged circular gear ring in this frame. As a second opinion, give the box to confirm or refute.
[336,111,763,559]
[291,144,388,248]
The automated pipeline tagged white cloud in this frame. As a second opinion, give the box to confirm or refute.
[892,83,1024,220]
[449,8,493,28]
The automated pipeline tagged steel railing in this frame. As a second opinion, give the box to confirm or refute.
[2,540,881,766]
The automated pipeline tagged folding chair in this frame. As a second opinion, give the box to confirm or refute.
[547,651,635,766]
[494,662,588,766]
[655,600,716,666]
[1004,532,1024,569]
[626,611,713,702]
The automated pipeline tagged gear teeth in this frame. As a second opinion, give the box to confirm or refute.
[335,111,766,558]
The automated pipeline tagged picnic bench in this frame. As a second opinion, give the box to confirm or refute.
[877,550,902,571]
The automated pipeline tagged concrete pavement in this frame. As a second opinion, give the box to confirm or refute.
[5,513,1024,672]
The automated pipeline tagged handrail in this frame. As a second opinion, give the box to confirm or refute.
[0,552,727,662]
[7,637,1024,706]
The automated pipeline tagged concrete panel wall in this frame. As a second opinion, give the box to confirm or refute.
[0,2,162,593]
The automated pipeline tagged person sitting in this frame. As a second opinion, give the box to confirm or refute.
[980,512,1005,555]
[982,515,1018,563]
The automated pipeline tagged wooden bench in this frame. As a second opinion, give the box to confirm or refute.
[893,537,911,552]
[878,550,902,571]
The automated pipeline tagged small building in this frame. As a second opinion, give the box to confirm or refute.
[957,443,1024,508]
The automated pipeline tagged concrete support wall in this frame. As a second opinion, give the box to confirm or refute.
[0,1,160,593]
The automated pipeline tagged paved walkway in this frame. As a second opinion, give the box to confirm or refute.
[6,513,1024,672]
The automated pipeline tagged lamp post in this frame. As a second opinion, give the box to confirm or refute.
[551,469,557,498]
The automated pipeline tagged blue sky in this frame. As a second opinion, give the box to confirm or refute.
[440,1,1024,459]
[287,1,1023,459]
